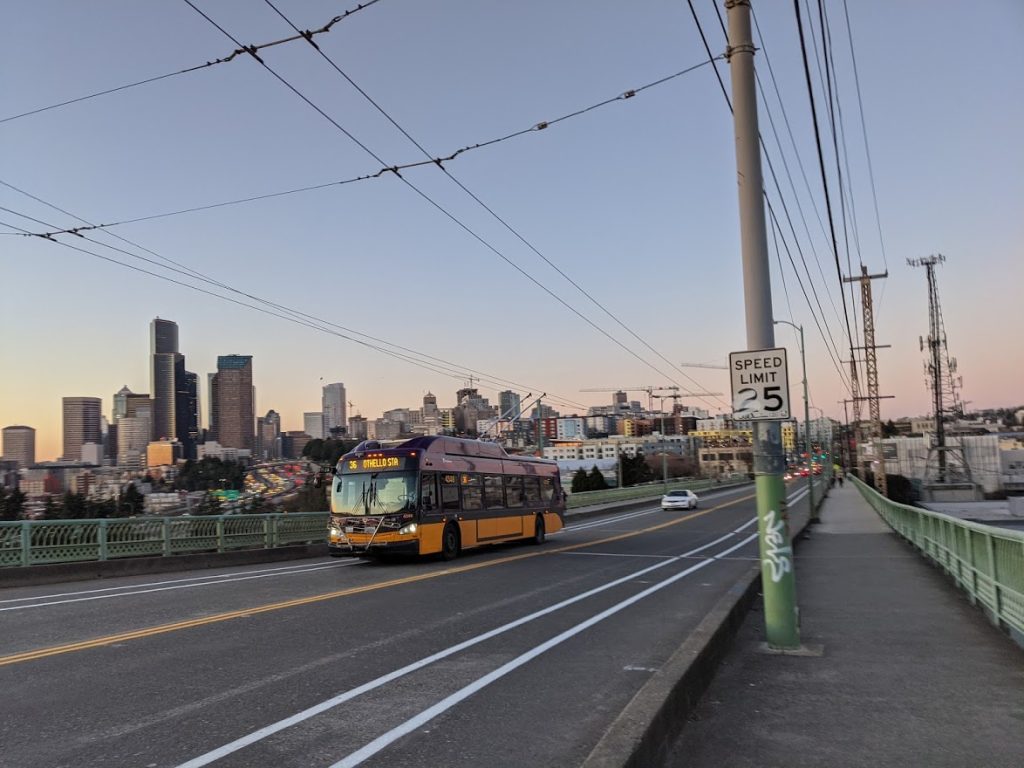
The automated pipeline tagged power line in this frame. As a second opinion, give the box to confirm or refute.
[815,0,862,360]
[0,192,587,411]
[792,0,860,388]
[684,0,851,393]
[20,59,719,240]
[261,0,728,410]
[748,8,844,333]
[840,0,890,308]
[0,0,383,126]
[183,0,724,410]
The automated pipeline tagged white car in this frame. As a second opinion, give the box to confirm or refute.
[661,489,699,510]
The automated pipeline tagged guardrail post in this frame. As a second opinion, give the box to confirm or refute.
[966,528,978,606]
[986,533,1002,628]
[163,517,172,557]
[21,521,31,566]
[216,517,225,552]
[98,519,109,561]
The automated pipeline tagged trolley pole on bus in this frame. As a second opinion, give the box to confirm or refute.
[726,0,799,649]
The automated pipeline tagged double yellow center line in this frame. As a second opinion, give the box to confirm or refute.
[0,493,753,667]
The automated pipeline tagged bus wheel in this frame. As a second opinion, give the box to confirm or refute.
[441,523,461,561]
[532,515,546,545]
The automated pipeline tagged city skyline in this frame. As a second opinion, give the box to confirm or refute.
[2,2,1021,462]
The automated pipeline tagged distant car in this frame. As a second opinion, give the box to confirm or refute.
[661,489,699,510]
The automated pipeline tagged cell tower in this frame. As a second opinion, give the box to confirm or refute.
[906,254,976,498]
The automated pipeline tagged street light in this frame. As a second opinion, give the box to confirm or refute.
[774,319,816,520]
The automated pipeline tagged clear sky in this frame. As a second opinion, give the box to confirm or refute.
[2,0,1022,462]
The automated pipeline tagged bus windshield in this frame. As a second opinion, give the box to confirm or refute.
[333,471,418,516]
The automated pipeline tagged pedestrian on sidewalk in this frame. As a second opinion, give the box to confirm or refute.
[838,474,844,488]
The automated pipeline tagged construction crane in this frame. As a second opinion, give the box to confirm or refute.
[580,385,722,412]
[679,361,728,370]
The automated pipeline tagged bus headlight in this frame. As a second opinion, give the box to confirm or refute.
[398,523,418,535]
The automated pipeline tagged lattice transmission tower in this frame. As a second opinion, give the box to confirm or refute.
[844,266,890,495]
[907,254,974,493]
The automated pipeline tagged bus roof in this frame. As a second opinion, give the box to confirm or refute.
[347,436,556,466]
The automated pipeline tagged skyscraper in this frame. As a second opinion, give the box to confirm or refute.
[175,360,199,460]
[62,397,102,461]
[2,425,36,468]
[303,412,324,440]
[211,355,254,450]
[499,390,522,419]
[151,318,179,441]
[257,410,281,460]
[322,383,346,438]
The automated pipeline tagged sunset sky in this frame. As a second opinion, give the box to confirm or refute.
[2,1,1021,461]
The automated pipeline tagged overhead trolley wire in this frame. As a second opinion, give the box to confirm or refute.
[815,0,864,358]
[260,0,728,410]
[684,0,851,394]
[840,0,890,311]
[747,7,845,335]
[18,59,720,241]
[0,0,383,126]
[182,0,724,410]
[792,0,861,388]
[0,187,587,411]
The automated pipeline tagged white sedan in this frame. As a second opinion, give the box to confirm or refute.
[661,489,699,510]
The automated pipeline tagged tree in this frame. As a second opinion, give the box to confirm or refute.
[0,487,27,521]
[120,484,145,517]
[571,468,590,493]
[587,466,608,491]
[620,452,654,487]
[882,419,898,438]
[61,491,88,519]
[303,438,325,461]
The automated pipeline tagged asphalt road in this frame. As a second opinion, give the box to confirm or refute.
[0,483,812,768]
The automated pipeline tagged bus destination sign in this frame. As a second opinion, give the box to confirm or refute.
[344,455,412,472]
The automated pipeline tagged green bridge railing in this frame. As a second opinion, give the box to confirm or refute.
[0,480,756,568]
[0,512,328,568]
[566,477,750,509]
[852,476,1024,639]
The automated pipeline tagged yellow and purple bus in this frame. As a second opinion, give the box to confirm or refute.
[326,436,565,559]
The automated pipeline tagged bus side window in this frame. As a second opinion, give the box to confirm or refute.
[421,473,438,512]
[483,475,504,509]
[441,474,460,512]
[523,477,541,505]
[505,476,524,508]
[541,477,556,502]
[460,473,483,511]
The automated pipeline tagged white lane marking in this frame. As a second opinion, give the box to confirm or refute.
[0,560,353,605]
[329,532,760,768]
[0,562,360,613]
[174,524,753,768]
[562,552,676,560]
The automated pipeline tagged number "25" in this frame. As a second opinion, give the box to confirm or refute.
[736,385,784,413]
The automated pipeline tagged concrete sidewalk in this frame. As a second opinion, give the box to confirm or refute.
[668,481,1024,768]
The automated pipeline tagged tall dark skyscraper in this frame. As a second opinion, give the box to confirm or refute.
[151,318,179,441]
[175,360,200,460]
[211,355,254,450]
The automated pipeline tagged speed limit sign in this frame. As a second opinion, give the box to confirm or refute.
[729,348,791,420]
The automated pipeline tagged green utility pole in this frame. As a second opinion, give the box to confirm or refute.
[727,0,800,649]
[776,319,815,521]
